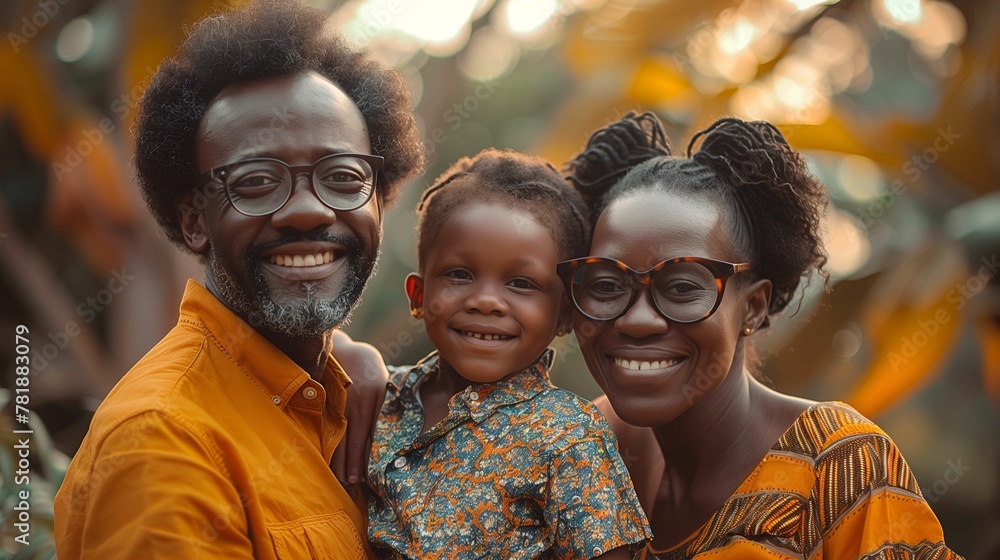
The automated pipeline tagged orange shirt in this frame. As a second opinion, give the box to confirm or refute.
[54,280,371,559]
[637,402,963,559]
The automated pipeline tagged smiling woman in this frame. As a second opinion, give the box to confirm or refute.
[563,112,964,559]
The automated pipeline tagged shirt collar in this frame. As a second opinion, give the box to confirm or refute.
[176,279,352,409]
[396,348,556,420]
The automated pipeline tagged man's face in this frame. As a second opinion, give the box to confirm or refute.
[185,71,382,338]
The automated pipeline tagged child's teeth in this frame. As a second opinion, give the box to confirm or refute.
[461,330,510,341]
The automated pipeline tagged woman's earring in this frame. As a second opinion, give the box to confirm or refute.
[411,308,424,319]
[742,326,753,336]
[556,329,565,337]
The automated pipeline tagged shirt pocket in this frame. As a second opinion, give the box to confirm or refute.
[267,512,366,559]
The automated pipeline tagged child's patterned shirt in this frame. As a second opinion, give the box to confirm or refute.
[367,349,651,559]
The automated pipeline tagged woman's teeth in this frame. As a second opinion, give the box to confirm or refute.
[269,252,334,267]
[613,357,680,371]
[460,330,511,341]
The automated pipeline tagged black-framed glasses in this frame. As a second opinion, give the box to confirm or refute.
[556,256,754,323]
[199,153,384,216]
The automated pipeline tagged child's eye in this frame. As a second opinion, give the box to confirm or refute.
[443,268,472,281]
[508,278,539,291]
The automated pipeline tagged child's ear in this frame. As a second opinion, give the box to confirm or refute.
[557,294,575,336]
[404,273,424,317]
[178,195,209,254]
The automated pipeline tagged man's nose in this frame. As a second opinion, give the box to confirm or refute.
[269,173,338,231]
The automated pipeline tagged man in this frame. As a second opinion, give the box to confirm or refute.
[53,1,424,558]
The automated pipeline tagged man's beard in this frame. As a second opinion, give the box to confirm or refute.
[209,234,378,339]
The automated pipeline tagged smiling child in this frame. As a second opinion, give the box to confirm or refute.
[366,149,650,559]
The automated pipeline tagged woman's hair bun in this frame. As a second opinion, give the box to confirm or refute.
[564,111,671,199]
[689,117,829,322]
[688,117,797,189]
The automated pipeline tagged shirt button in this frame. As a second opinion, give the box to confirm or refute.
[571,495,582,505]
[469,391,479,401]
[302,387,318,400]
[393,456,407,469]
[593,547,603,556]
[271,396,282,405]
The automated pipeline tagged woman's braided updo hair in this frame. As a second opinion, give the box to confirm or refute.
[415,149,591,269]
[565,112,828,327]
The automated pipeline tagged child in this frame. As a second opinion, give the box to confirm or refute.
[366,149,651,559]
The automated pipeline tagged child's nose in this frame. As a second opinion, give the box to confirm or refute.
[464,284,509,316]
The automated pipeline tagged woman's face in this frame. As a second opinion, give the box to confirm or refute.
[573,189,768,427]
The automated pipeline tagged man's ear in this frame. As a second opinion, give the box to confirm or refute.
[404,273,424,314]
[742,278,772,333]
[177,195,210,254]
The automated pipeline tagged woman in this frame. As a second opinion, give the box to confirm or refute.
[558,112,962,558]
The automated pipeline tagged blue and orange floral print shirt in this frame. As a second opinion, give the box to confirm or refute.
[367,349,650,559]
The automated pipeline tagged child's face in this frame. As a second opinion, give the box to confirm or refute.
[410,202,570,384]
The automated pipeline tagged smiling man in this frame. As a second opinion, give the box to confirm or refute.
[53,1,423,558]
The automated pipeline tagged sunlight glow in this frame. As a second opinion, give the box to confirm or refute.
[883,0,924,24]
[501,0,559,37]
[56,17,94,62]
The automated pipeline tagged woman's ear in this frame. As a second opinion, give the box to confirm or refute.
[404,273,424,317]
[742,278,772,333]
[178,195,210,253]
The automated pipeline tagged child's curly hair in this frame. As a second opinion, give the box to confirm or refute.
[416,149,590,268]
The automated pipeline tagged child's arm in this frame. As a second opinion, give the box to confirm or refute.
[593,394,664,514]
[330,329,390,486]
[546,404,652,559]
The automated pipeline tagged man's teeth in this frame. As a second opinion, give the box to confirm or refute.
[613,357,680,371]
[460,330,511,341]
[269,252,334,267]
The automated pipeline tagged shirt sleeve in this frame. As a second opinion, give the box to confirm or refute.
[67,411,255,559]
[545,421,652,559]
[816,427,964,560]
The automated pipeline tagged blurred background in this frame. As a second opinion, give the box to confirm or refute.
[2,0,998,556]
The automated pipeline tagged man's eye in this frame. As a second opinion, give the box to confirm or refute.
[232,174,282,189]
[318,170,365,185]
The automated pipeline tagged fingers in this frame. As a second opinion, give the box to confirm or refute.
[345,435,367,486]
[331,437,348,486]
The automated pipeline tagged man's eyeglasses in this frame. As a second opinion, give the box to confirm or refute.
[199,153,384,216]
[556,256,754,323]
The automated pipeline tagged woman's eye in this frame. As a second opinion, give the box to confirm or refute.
[662,281,703,295]
[587,279,626,294]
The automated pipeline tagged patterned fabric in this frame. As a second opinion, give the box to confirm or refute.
[636,402,964,560]
[368,349,651,559]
